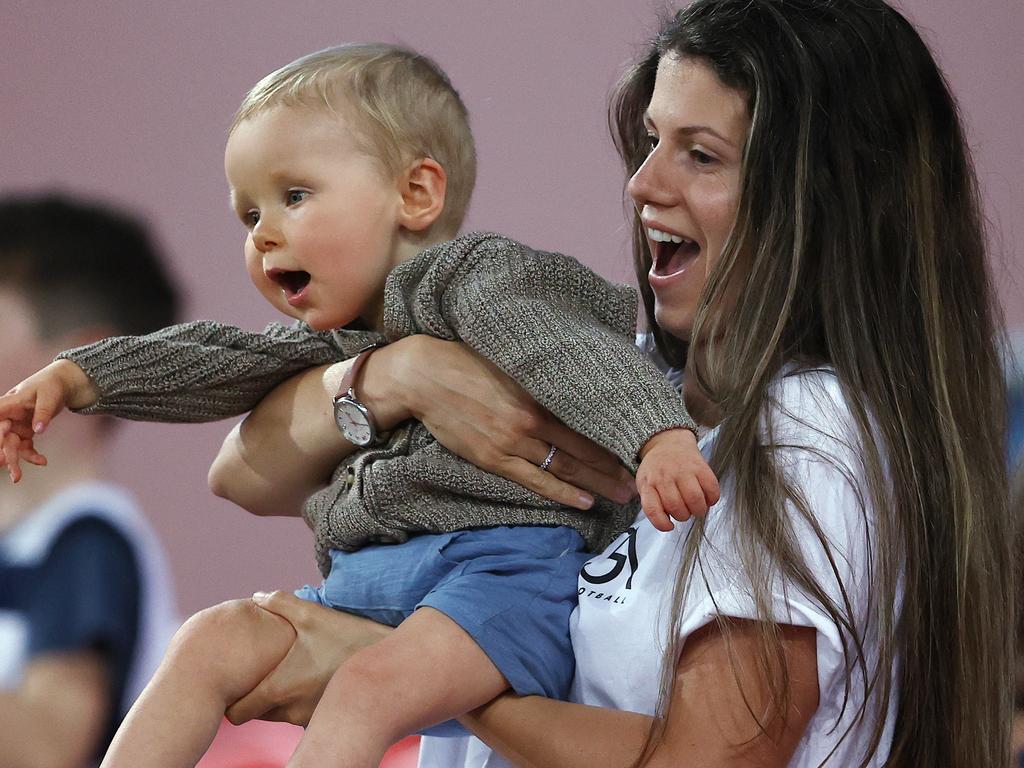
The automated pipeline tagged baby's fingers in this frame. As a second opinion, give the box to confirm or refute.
[20,442,47,467]
[2,432,24,483]
[698,466,721,507]
[680,478,711,518]
[654,479,694,524]
[638,479,674,532]
[30,384,66,435]
[0,395,31,427]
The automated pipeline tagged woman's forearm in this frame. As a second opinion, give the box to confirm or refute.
[208,362,347,516]
[460,621,818,768]
[207,342,419,517]
[460,695,653,768]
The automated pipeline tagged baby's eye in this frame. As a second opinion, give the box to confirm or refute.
[243,209,260,228]
[286,189,309,206]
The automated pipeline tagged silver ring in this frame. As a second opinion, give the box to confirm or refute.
[539,445,558,472]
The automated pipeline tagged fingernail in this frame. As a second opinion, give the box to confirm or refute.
[33,422,45,434]
[577,494,594,509]
[252,591,269,602]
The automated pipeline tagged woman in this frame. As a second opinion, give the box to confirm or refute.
[209,1,1012,764]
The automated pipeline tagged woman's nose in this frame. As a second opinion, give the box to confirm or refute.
[628,149,670,210]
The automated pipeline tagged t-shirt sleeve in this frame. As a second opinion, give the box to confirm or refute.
[25,517,140,667]
[677,372,873,707]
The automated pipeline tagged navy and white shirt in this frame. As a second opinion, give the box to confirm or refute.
[0,483,179,761]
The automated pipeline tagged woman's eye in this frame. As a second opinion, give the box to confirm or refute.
[286,189,309,205]
[646,135,659,154]
[690,149,716,166]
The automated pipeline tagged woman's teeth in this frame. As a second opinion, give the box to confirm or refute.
[650,229,700,276]
[647,226,686,244]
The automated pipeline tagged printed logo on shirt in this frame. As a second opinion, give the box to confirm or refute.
[579,526,638,604]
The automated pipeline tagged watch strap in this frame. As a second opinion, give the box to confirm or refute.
[337,342,386,402]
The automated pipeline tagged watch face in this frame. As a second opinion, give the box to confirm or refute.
[334,398,374,446]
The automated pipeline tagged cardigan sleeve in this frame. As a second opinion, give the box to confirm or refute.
[384,233,695,471]
[56,320,356,423]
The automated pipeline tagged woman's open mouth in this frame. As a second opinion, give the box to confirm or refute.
[648,228,700,276]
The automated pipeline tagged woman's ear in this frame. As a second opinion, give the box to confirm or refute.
[397,157,447,233]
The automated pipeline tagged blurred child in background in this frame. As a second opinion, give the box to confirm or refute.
[0,194,181,768]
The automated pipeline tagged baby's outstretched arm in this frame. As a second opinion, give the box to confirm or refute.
[636,428,720,531]
[0,360,98,482]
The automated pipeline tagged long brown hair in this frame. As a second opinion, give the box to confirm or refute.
[611,1,1012,764]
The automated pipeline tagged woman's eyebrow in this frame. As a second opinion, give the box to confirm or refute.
[643,111,735,148]
[675,125,735,147]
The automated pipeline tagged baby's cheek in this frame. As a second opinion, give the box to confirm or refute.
[248,272,293,318]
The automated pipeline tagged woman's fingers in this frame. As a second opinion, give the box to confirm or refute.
[500,455,597,510]
[227,591,393,726]
[250,589,312,624]
[227,674,311,726]
[404,338,636,502]
[225,592,321,726]
[537,419,624,474]
[530,421,636,504]
[543,449,635,505]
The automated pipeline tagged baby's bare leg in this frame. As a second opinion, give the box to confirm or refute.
[101,598,296,768]
[287,606,508,768]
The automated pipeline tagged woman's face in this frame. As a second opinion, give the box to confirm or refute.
[628,54,749,342]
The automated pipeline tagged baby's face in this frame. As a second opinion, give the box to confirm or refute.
[225,106,402,331]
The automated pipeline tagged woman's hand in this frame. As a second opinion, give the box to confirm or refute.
[224,591,392,726]
[210,335,636,518]
[362,336,636,510]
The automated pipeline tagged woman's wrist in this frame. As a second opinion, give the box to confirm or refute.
[354,336,426,431]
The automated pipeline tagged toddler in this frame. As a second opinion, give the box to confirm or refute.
[0,44,718,768]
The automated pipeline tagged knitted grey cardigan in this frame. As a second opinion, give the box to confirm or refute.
[61,233,694,574]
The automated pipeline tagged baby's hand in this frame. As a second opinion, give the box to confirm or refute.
[636,428,720,531]
[0,423,47,483]
[0,360,97,482]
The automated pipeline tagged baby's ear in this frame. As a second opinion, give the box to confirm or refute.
[397,157,447,232]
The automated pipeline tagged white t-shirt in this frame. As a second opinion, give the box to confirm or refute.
[419,368,898,767]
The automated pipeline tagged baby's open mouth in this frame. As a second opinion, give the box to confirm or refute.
[268,269,311,295]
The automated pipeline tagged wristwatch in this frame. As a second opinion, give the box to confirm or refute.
[333,343,386,447]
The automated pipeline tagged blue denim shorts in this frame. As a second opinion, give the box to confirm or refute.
[295,525,588,706]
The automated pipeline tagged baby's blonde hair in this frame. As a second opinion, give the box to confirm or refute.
[232,43,476,237]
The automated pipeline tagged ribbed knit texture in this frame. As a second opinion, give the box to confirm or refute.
[58,321,381,422]
[60,233,695,573]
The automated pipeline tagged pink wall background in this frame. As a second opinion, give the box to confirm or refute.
[2,0,1021,614]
